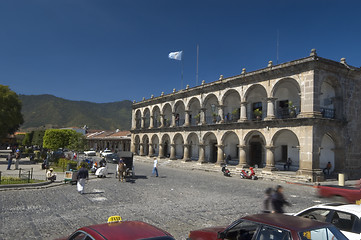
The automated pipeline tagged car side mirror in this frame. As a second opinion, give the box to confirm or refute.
[217,231,226,239]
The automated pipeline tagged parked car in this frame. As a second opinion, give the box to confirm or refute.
[187,213,347,240]
[84,150,96,156]
[293,202,361,240]
[56,216,175,240]
[101,149,113,157]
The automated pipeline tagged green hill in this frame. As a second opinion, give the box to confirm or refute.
[19,94,132,131]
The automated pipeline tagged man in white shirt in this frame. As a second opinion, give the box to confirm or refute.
[152,157,158,177]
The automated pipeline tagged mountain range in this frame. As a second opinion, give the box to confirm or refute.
[19,94,132,131]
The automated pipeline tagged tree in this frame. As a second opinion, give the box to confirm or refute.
[22,131,34,146]
[43,129,86,151]
[0,85,24,139]
[32,130,45,147]
[68,132,87,152]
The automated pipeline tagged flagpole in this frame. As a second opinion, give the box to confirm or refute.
[196,44,199,86]
[181,55,184,89]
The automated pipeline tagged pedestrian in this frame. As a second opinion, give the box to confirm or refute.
[77,163,89,194]
[152,157,158,177]
[15,149,21,170]
[283,158,292,171]
[6,148,13,170]
[46,168,57,182]
[263,187,273,213]
[271,185,291,213]
[323,161,332,175]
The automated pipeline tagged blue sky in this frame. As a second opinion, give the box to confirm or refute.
[0,0,360,103]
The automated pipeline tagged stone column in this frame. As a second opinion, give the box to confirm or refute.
[218,105,224,123]
[139,143,145,156]
[131,110,136,130]
[184,110,191,126]
[200,108,207,125]
[172,112,176,127]
[149,143,154,156]
[198,144,206,163]
[160,114,165,128]
[216,144,225,165]
[264,98,276,120]
[239,101,248,122]
[141,117,145,128]
[130,142,136,153]
[170,144,176,160]
[237,144,248,167]
[183,144,190,161]
[149,115,154,129]
[264,145,277,171]
[159,143,164,158]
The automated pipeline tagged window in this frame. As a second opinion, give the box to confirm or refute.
[298,209,332,222]
[224,220,259,240]
[331,211,357,233]
[256,226,291,240]
[299,226,346,240]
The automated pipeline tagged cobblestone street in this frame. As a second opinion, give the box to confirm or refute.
[0,157,327,240]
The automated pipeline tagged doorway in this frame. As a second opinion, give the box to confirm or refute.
[249,142,263,167]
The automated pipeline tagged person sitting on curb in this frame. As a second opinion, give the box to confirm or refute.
[46,168,57,182]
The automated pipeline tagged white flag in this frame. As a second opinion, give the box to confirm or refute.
[168,51,182,60]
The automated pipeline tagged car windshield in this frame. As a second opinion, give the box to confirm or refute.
[299,225,348,240]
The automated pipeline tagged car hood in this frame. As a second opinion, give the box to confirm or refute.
[189,225,227,235]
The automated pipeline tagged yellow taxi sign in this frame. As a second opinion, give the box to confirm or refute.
[356,199,361,205]
[107,216,122,223]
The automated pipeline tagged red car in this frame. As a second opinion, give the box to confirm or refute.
[316,184,361,203]
[187,213,348,240]
[57,216,175,240]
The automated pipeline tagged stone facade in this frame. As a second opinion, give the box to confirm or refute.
[130,50,361,181]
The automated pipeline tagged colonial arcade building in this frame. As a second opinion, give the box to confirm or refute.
[130,50,361,181]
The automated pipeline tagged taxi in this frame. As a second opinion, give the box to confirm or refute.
[187,213,348,240]
[57,216,175,240]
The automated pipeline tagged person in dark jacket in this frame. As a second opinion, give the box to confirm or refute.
[77,163,89,194]
[271,185,291,213]
[263,187,274,213]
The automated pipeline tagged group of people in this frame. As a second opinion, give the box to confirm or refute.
[263,185,291,214]
[6,147,21,170]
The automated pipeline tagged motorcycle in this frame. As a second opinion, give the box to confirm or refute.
[240,167,258,180]
[221,165,231,177]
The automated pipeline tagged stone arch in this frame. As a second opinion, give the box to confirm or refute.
[203,93,219,124]
[319,75,343,119]
[134,135,141,155]
[152,106,161,128]
[161,134,171,158]
[244,84,268,120]
[319,134,336,173]
[162,103,172,127]
[151,134,160,156]
[174,100,186,126]
[272,78,301,119]
[222,89,241,122]
[142,135,149,156]
[173,133,184,159]
[221,131,240,165]
[203,132,218,163]
[271,129,300,171]
[187,97,201,126]
[187,132,200,161]
[244,130,266,167]
[135,110,142,129]
[143,108,151,128]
